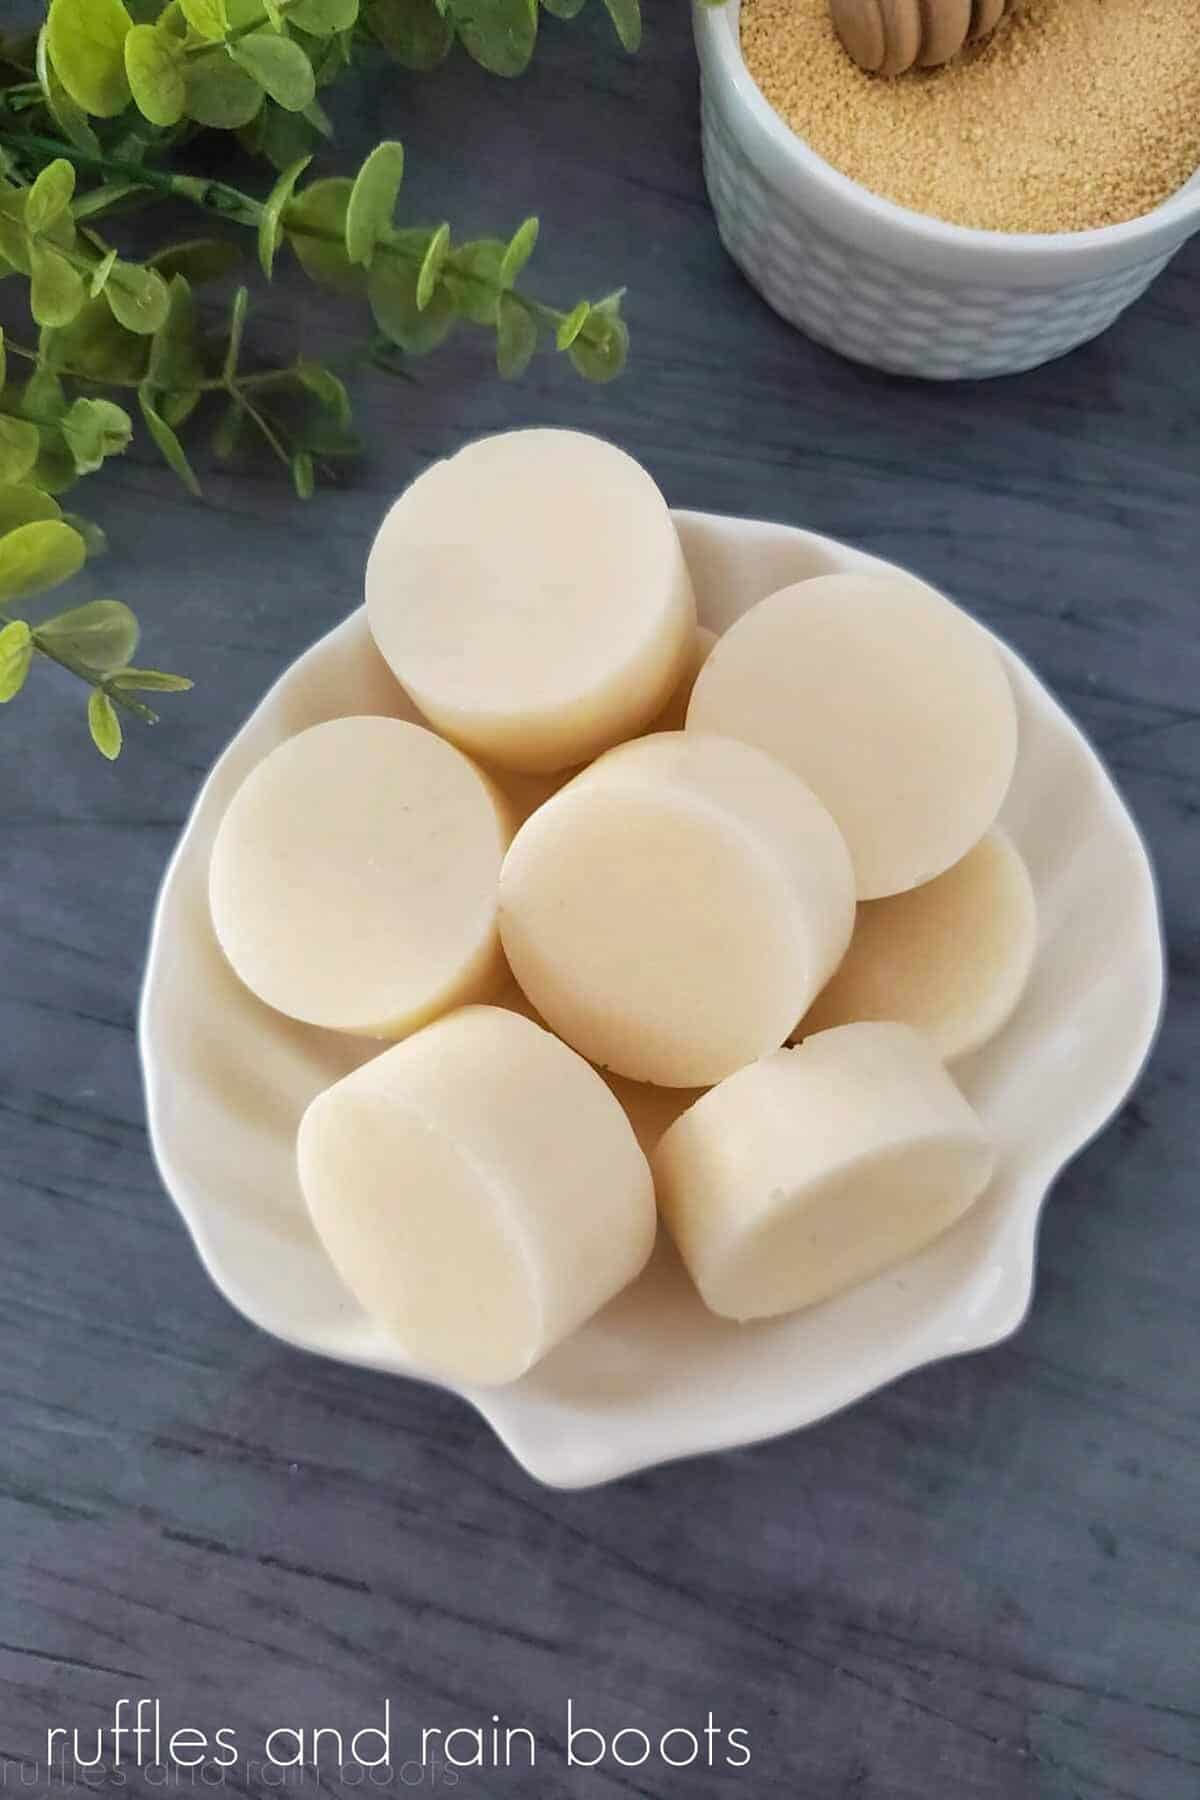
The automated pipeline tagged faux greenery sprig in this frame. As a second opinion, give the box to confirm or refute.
[0,0,637,757]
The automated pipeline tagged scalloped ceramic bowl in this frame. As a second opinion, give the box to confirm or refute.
[140,511,1163,1488]
[694,0,1200,378]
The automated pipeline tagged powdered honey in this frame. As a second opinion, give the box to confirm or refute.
[739,0,1200,233]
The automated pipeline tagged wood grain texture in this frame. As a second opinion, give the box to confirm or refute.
[1,7,1198,1797]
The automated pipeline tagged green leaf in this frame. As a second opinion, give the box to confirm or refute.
[0,620,33,704]
[442,237,505,324]
[0,416,43,485]
[284,177,365,294]
[30,243,87,329]
[258,154,311,278]
[161,390,200,430]
[295,418,359,459]
[496,291,537,378]
[0,519,87,603]
[110,665,192,692]
[416,221,450,310]
[600,0,639,50]
[21,368,69,424]
[0,191,32,276]
[148,238,241,284]
[291,449,315,497]
[124,22,187,125]
[36,25,103,154]
[344,140,405,268]
[185,49,264,127]
[296,360,352,426]
[61,396,134,474]
[147,274,203,396]
[289,0,359,31]
[179,0,228,37]
[555,299,590,349]
[42,296,150,384]
[363,0,452,70]
[157,0,192,32]
[105,260,170,334]
[223,284,249,380]
[231,32,316,111]
[211,400,244,461]
[138,388,202,495]
[46,0,134,118]
[31,431,82,497]
[499,215,538,287]
[239,98,322,170]
[88,686,123,759]
[567,297,628,382]
[302,95,334,135]
[39,598,139,670]
[26,160,77,237]
[540,0,586,17]
[448,0,537,76]
[90,246,119,296]
[367,236,457,354]
[0,485,62,535]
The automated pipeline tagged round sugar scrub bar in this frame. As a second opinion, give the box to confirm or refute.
[653,1022,995,1322]
[298,1006,656,1384]
[799,829,1037,1061]
[365,429,697,773]
[498,731,855,1087]
[209,716,513,1036]
[687,573,1018,899]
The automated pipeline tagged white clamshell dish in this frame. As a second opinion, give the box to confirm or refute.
[140,510,1163,1488]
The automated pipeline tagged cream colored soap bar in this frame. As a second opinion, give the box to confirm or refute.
[499,731,855,1087]
[365,429,697,773]
[687,573,1018,899]
[800,829,1037,1060]
[298,1007,656,1384]
[209,716,512,1036]
[653,1022,994,1320]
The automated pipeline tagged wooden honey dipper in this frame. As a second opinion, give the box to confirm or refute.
[830,0,1011,76]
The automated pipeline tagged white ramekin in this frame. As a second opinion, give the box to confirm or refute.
[694,0,1200,379]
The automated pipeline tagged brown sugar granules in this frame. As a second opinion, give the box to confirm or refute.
[739,0,1200,233]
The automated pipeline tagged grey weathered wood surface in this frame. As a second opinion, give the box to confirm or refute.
[2,7,1198,1797]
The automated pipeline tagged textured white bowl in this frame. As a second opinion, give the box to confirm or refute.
[694,0,1200,378]
[140,512,1163,1488]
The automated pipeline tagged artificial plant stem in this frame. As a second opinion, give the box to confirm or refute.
[3,335,304,397]
[0,130,603,339]
[229,389,290,465]
[0,608,156,722]
[0,131,264,228]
